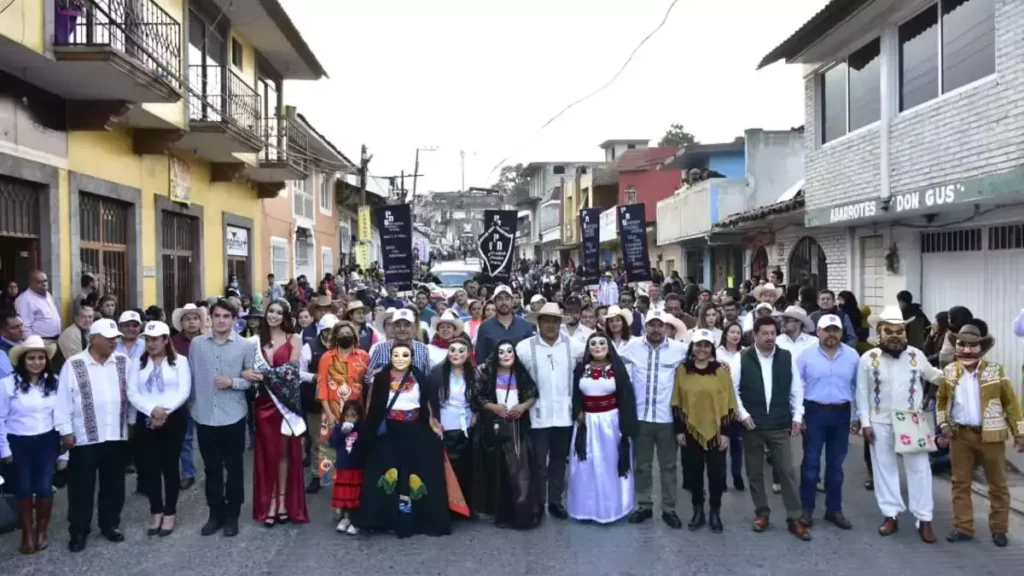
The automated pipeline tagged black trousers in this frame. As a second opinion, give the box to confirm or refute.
[67,440,127,537]
[136,408,188,515]
[196,419,246,520]
[681,434,727,509]
[528,426,572,507]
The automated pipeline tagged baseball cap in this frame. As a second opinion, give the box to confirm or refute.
[317,313,341,334]
[644,310,668,325]
[530,294,546,304]
[493,285,513,298]
[691,328,716,345]
[118,310,142,325]
[89,318,123,339]
[392,309,416,324]
[142,321,170,338]
[817,314,844,330]
[754,302,775,313]
[564,295,582,309]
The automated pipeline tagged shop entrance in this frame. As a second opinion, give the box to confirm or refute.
[0,176,42,294]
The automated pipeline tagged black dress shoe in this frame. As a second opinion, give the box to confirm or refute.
[662,511,683,529]
[733,476,745,491]
[548,504,569,520]
[824,511,852,530]
[687,508,706,531]
[223,517,239,537]
[101,528,124,543]
[305,477,321,494]
[68,534,87,553]
[147,526,161,537]
[158,527,174,537]
[708,509,723,533]
[946,529,974,543]
[628,508,652,524]
[993,532,1009,547]
[179,477,195,490]
[200,517,223,536]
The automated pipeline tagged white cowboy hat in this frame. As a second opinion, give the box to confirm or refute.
[8,335,57,366]
[751,282,784,301]
[664,315,689,341]
[600,305,633,328]
[373,307,397,334]
[431,310,465,334]
[868,304,909,328]
[529,294,547,305]
[171,303,208,332]
[773,305,815,334]
[527,302,569,324]
[344,300,370,317]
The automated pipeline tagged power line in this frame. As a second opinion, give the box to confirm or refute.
[0,0,18,17]
[484,0,681,181]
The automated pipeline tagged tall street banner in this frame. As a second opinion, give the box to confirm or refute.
[579,207,601,285]
[477,210,517,284]
[374,204,414,291]
[357,206,373,241]
[618,203,651,283]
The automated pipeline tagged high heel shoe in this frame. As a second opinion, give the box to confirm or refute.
[276,492,289,524]
[147,515,163,537]
[263,498,277,528]
[158,515,175,537]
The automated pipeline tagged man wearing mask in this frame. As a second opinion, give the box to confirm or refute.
[475,286,535,364]
[808,290,857,348]
[730,316,809,541]
[560,296,593,345]
[618,311,688,529]
[856,305,943,544]
[170,303,208,491]
[517,303,585,520]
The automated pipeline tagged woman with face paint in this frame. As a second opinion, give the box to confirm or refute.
[356,343,451,537]
[428,334,476,513]
[470,339,541,528]
[566,333,638,523]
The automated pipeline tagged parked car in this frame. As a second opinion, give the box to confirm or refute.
[425,260,481,300]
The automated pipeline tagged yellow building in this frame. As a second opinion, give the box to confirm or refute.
[0,0,328,316]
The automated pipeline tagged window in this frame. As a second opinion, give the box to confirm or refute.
[899,0,995,112]
[231,37,243,69]
[627,144,636,150]
[321,247,335,276]
[271,237,290,281]
[292,178,314,220]
[553,165,565,175]
[820,37,880,143]
[625,187,637,204]
[295,236,313,279]
[319,172,333,214]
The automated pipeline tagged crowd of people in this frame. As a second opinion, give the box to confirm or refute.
[1,260,1023,554]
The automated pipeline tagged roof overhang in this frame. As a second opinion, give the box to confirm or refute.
[211,0,327,80]
[758,0,883,69]
[296,113,356,174]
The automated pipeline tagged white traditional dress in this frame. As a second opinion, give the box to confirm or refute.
[567,364,634,523]
[855,346,943,523]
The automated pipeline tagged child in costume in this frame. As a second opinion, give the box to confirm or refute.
[329,401,364,535]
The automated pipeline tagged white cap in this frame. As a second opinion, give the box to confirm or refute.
[644,310,668,325]
[754,302,775,313]
[89,318,123,339]
[817,314,844,330]
[142,321,170,338]
[118,310,142,325]
[493,285,513,298]
[691,328,716,345]
[392,309,416,324]
[317,313,341,334]
[529,294,546,304]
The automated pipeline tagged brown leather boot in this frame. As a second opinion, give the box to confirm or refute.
[918,521,936,544]
[35,498,53,551]
[18,499,35,554]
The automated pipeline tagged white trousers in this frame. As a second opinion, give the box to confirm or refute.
[869,422,933,522]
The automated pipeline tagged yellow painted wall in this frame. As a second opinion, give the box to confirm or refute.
[230,31,256,87]
[0,0,44,54]
[57,169,72,317]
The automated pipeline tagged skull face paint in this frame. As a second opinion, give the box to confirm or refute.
[497,343,515,368]
[588,336,609,361]
[391,346,412,371]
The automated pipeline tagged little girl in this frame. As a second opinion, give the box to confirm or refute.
[329,402,364,535]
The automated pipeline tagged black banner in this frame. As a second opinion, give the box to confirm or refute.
[579,207,601,285]
[477,210,518,284]
[374,204,414,291]
[618,203,651,283]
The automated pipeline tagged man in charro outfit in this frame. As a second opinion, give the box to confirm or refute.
[55,318,137,552]
[936,319,1024,547]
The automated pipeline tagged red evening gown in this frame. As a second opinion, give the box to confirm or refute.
[252,340,310,523]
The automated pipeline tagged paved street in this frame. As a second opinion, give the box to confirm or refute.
[1,437,1020,576]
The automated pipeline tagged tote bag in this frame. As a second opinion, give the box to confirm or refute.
[892,409,937,454]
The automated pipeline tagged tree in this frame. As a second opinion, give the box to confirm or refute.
[494,163,529,199]
[658,123,697,148]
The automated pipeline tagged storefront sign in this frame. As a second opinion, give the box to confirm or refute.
[226,226,248,257]
[169,156,191,204]
[477,210,517,284]
[374,204,413,290]
[579,207,601,285]
[618,203,652,283]
[357,205,372,241]
[806,168,1024,227]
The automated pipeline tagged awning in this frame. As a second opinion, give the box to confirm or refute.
[714,191,806,230]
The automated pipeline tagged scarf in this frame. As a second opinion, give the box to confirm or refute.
[670,361,736,448]
[145,361,165,393]
[431,334,453,349]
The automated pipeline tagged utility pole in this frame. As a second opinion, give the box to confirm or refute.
[411,146,437,201]
[359,144,372,204]
[399,170,405,204]
[460,150,465,191]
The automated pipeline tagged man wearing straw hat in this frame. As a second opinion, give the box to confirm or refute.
[169,303,208,491]
[856,304,944,544]
[937,319,1024,547]
[774,306,818,358]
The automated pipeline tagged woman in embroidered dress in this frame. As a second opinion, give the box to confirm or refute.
[470,340,541,529]
[253,299,309,526]
[429,334,476,514]
[567,332,637,523]
[600,306,635,351]
[356,343,450,538]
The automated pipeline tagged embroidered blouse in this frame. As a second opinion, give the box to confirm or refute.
[55,350,135,446]
[855,346,943,428]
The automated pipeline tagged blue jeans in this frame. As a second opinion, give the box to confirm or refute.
[180,417,196,480]
[8,430,59,498]
[800,402,851,514]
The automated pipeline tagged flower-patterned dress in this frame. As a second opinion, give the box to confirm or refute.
[315,348,369,487]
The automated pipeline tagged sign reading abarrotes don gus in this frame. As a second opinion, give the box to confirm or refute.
[579,207,601,285]
[478,210,518,284]
[618,203,651,283]
[374,204,414,291]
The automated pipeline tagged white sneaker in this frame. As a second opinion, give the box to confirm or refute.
[345,524,360,535]
[335,517,351,533]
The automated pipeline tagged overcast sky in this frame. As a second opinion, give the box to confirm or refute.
[284,0,829,194]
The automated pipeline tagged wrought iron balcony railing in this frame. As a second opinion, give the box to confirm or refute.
[187,65,261,137]
[260,115,309,173]
[56,0,182,91]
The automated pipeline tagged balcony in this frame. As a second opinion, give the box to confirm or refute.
[656,178,749,245]
[175,66,263,163]
[245,115,310,183]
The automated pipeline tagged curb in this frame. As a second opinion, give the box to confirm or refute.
[967,482,1024,518]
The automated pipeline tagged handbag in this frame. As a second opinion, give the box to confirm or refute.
[483,377,516,444]
[892,409,937,454]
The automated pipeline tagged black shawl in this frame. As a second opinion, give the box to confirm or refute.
[570,337,637,478]
[358,365,436,456]
[469,343,538,423]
